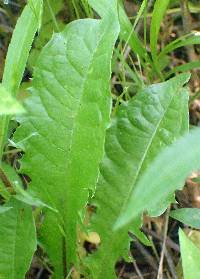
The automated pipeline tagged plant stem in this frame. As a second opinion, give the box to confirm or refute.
[46,0,60,32]
[0,116,10,162]
[157,207,170,279]
[62,236,67,278]
[132,260,145,279]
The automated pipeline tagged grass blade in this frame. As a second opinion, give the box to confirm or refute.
[0,0,43,160]
[150,0,170,62]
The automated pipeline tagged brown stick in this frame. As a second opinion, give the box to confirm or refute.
[0,167,15,194]
[142,227,180,252]
[157,208,170,279]
[62,236,67,278]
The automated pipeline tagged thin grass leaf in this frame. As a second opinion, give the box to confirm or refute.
[133,0,147,30]
[2,0,43,95]
[150,0,170,61]
[0,0,43,160]
[88,0,149,62]
[166,61,200,78]
[159,33,200,58]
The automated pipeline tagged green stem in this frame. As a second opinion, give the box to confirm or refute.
[0,116,10,162]
[46,0,60,32]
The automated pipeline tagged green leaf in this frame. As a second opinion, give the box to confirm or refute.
[159,32,200,58]
[0,180,10,201]
[166,61,200,78]
[115,125,200,230]
[0,199,36,279]
[0,0,43,160]
[150,0,170,61]
[171,208,200,229]
[0,84,24,115]
[14,182,57,212]
[149,0,170,77]
[192,177,200,183]
[0,162,55,210]
[14,4,119,277]
[88,0,149,61]
[133,0,147,30]
[2,0,42,95]
[28,0,65,71]
[88,73,189,278]
[2,0,43,95]
[179,229,200,279]
[39,212,64,278]
[0,206,12,214]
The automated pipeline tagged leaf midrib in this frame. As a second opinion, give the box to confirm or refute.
[118,92,176,220]
[61,22,108,184]
[95,90,178,278]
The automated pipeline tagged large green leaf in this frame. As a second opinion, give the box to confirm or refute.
[116,126,200,229]
[179,229,200,279]
[0,199,36,279]
[14,3,119,277]
[171,208,200,229]
[88,74,189,278]
[0,0,43,159]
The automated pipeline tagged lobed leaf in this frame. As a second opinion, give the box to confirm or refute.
[88,73,189,278]
[14,2,120,277]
